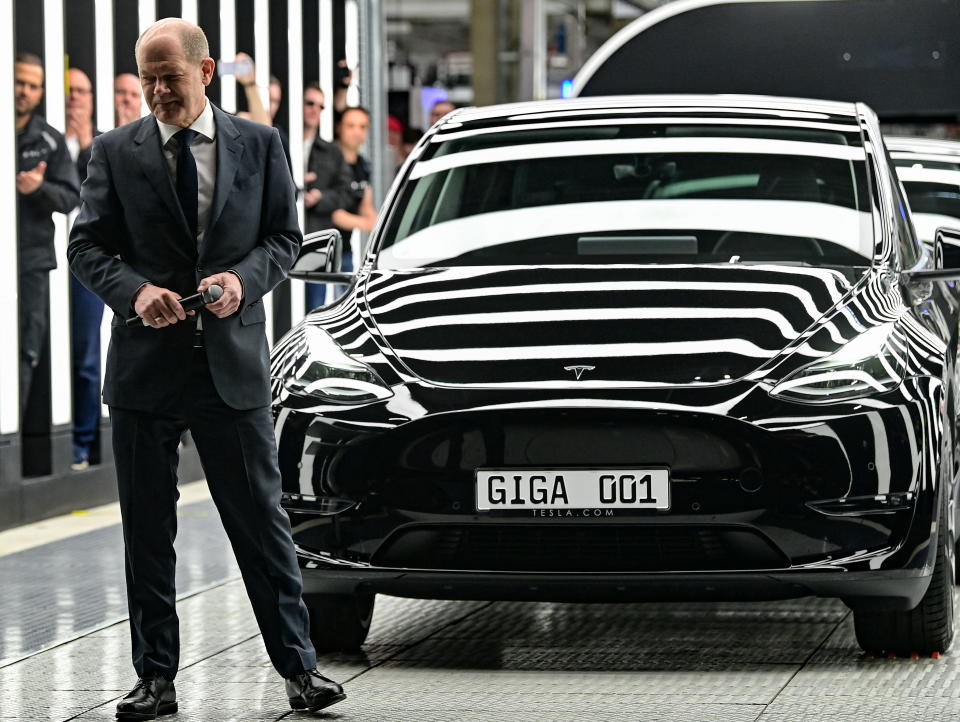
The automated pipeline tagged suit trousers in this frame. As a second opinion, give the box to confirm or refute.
[110,347,317,680]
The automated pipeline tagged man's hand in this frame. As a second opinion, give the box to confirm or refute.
[234,52,256,87]
[198,272,243,318]
[66,111,94,149]
[304,188,322,208]
[134,283,194,328]
[16,161,46,194]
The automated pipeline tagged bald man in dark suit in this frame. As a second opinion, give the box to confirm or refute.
[68,18,345,720]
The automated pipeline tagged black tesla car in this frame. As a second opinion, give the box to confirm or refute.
[271,95,960,656]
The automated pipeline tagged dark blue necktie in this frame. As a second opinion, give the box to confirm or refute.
[174,128,198,237]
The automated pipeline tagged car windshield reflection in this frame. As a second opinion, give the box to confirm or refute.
[379,124,875,269]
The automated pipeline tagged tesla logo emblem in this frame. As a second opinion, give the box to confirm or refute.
[564,365,595,380]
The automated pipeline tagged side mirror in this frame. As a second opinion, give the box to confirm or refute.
[289,229,355,282]
[903,227,960,284]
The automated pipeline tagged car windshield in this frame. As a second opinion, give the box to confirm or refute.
[895,161,960,243]
[377,122,875,269]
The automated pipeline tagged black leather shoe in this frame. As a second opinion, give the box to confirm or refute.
[115,675,177,720]
[285,668,346,712]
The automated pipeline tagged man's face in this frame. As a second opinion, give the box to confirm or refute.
[338,109,369,152]
[429,101,455,127]
[114,73,141,124]
[14,62,44,118]
[303,88,324,131]
[137,32,213,127]
[67,69,93,119]
[269,82,282,121]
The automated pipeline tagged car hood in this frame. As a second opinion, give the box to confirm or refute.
[363,265,860,388]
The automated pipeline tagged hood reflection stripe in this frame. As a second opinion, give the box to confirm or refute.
[370,280,835,319]
[398,338,778,362]
[377,306,804,339]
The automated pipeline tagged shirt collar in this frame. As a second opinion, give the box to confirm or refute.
[156,98,216,147]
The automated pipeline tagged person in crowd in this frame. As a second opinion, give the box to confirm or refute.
[331,106,378,298]
[332,106,377,236]
[386,114,404,176]
[68,18,345,718]
[332,59,352,114]
[15,52,81,417]
[65,67,103,471]
[303,83,351,311]
[114,72,142,126]
[429,99,456,127]
[232,51,270,125]
[231,56,290,164]
[266,74,291,163]
[400,126,423,168]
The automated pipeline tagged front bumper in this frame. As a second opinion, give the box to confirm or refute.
[276,379,942,605]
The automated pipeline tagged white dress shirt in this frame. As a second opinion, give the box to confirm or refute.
[156,98,217,245]
[154,99,227,328]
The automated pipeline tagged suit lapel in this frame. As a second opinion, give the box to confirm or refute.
[206,106,245,240]
[132,118,195,244]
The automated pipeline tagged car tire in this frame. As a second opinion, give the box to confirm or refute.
[304,593,376,653]
[853,498,955,655]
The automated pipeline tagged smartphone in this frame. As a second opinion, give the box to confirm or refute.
[218,58,254,77]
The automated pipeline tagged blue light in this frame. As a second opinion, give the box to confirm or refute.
[560,79,573,99]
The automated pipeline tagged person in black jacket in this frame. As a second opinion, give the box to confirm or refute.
[65,67,103,470]
[15,52,80,415]
[302,83,351,310]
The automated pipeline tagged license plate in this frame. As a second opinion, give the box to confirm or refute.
[475,469,670,511]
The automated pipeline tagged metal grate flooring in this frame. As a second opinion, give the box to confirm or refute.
[3,506,960,720]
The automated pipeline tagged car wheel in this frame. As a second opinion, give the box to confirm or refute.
[304,592,376,653]
[853,497,955,655]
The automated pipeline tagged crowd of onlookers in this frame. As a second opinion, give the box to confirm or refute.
[13,50,455,472]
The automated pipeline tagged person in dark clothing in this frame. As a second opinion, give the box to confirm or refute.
[332,106,377,238]
[65,67,103,470]
[15,52,81,416]
[68,19,344,717]
[329,107,377,299]
[302,84,351,311]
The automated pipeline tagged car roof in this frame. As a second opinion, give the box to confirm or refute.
[436,94,863,132]
[886,135,960,158]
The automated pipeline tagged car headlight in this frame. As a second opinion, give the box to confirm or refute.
[283,326,393,404]
[768,323,905,403]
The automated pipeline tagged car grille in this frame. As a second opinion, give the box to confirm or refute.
[372,524,790,572]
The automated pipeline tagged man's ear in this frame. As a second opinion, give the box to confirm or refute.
[200,57,215,86]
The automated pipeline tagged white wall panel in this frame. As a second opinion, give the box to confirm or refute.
[319,0,333,142]
[0,0,19,434]
[219,0,237,113]
[253,0,274,342]
[289,0,306,329]
[94,0,114,132]
[138,0,155,116]
[44,0,72,427]
[181,0,198,25]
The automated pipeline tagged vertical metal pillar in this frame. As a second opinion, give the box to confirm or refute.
[519,0,546,101]
[358,0,387,212]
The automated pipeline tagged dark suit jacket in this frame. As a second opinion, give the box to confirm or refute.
[68,104,301,412]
